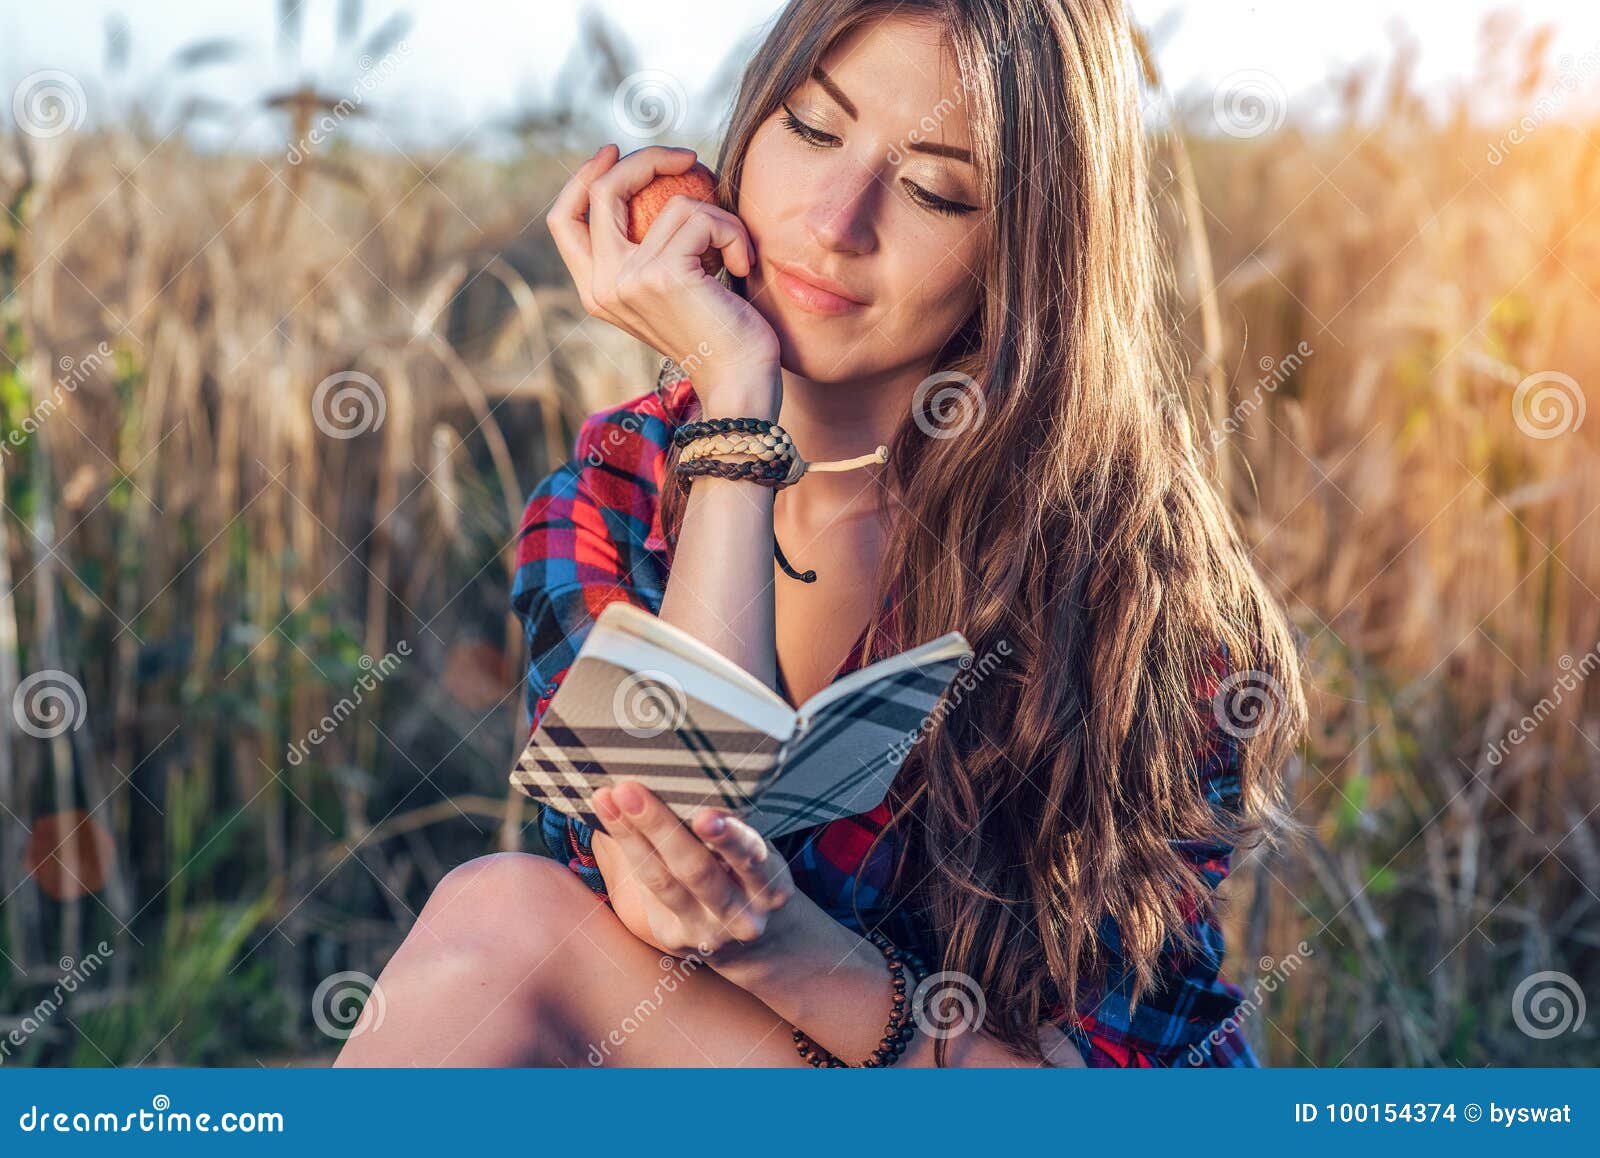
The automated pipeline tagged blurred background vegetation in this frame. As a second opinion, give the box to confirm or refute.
[0,3,1596,1065]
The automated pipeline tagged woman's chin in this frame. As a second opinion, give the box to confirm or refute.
[768,320,868,385]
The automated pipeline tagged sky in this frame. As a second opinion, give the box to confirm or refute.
[5,0,1600,150]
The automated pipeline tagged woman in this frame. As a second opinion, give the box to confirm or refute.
[336,0,1307,1068]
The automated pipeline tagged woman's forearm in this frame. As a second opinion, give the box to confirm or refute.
[589,364,785,920]
[712,895,1078,1067]
[656,363,784,692]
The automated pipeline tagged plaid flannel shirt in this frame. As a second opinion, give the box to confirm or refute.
[511,363,1259,1067]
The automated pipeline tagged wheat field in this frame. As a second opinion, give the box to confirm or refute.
[0,9,1595,1065]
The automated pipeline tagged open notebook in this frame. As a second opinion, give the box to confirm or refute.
[510,601,973,841]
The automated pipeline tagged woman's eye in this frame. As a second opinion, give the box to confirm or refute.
[779,104,836,149]
[904,181,977,219]
[778,102,977,219]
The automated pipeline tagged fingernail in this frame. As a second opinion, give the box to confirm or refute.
[594,792,620,823]
[617,783,647,815]
[706,815,726,836]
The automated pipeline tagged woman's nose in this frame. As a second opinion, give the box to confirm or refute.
[803,164,879,256]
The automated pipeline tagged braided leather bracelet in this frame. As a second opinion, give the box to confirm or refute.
[672,416,888,584]
[792,930,929,1068]
[673,417,888,492]
[680,429,795,463]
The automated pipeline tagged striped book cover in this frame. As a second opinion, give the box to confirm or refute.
[510,601,973,840]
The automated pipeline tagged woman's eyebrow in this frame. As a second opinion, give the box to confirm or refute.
[810,66,974,164]
[811,67,858,119]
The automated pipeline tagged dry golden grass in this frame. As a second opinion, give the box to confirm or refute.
[0,12,1594,1065]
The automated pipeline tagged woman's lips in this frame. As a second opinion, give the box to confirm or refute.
[771,262,868,316]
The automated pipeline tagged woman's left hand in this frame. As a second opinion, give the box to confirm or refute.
[591,779,799,963]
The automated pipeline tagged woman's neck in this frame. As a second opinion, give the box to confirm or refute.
[775,363,918,517]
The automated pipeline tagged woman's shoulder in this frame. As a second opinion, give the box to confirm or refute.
[518,361,697,564]
[569,358,698,473]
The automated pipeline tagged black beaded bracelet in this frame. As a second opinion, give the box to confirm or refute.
[792,929,926,1068]
[672,454,793,491]
[672,415,781,447]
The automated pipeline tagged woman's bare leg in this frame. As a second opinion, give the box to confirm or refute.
[333,852,808,1067]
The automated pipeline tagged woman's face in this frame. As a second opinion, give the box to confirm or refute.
[738,14,986,386]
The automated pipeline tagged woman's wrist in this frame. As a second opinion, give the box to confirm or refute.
[704,894,888,1038]
[694,361,782,421]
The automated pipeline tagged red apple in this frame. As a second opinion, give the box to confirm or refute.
[625,161,725,277]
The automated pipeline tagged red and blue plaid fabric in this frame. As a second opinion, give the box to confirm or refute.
[512,366,1258,1067]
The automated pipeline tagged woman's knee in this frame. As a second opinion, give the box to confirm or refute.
[398,852,603,988]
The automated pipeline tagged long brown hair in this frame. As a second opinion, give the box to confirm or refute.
[660,0,1309,1065]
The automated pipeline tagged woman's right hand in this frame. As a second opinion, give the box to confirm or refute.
[546,143,782,415]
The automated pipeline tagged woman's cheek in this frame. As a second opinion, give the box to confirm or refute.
[894,260,977,341]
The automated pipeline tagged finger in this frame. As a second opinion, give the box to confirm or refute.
[693,810,787,901]
[634,198,755,278]
[611,781,741,915]
[545,145,618,304]
[588,145,700,268]
[593,785,699,913]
